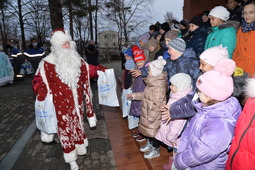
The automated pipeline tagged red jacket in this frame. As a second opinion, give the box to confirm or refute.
[226,78,255,170]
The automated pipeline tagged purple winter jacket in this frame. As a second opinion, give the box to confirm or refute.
[129,63,148,116]
[174,97,241,170]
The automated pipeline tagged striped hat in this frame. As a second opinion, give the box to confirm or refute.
[168,38,186,53]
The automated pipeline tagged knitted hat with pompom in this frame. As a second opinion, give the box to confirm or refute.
[196,59,236,101]
[149,56,166,76]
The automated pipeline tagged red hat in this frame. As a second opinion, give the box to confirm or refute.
[134,53,146,62]
[51,28,65,36]
[132,45,140,53]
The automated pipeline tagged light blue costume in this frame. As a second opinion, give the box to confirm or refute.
[0,52,14,86]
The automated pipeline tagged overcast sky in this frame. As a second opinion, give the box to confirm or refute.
[150,0,184,23]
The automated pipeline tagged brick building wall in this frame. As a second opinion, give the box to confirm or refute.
[183,0,226,20]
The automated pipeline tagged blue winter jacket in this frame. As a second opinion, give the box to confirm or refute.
[186,26,208,58]
[165,49,200,88]
[170,90,198,119]
[175,97,241,170]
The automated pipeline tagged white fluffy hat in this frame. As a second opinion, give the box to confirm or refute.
[209,6,230,21]
[50,29,72,47]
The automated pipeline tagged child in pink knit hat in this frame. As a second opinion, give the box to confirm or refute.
[174,59,242,169]
[199,45,229,73]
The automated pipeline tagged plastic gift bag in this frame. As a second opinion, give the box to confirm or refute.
[121,88,132,118]
[20,61,34,75]
[97,68,119,107]
[35,94,58,134]
[128,115,139,130]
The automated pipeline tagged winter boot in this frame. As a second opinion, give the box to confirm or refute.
[162,157,174,170]
[140,139,152,152]
[144,147,160,159]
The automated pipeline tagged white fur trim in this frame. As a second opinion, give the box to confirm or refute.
[84,138,89,147]
[70,161,79,170]
[63,150,78,163]
[50,31,72,47]
[40,131,54,143]
[75,143,87,155]
[87,114,97,128]
[43,53,56,64]
[245,78,255,98]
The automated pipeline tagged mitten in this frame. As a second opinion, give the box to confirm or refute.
[37,87,47,101]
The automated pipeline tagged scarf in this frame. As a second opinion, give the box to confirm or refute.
[241,13,255,33]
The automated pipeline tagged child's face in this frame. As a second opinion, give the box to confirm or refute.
[139,40,146,48]
[136,60,145,68]
[125,55,132,61]
[189,23,199,32]
[226,0,238,10]
[202,15,209,22]
[165,38,171,47]
[148,45,156,52]
[244,3,255,24]
[168,47,180,60]
[209,16,223,27]
[198,90,211,104]
[170,84,178,93]
[199,59,214,73]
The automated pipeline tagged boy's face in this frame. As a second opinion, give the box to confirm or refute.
[226,0,238,10]
[125,55,132,60]
[189,23,199,32]
[199,59,214,73]
[139,40,146,48]
[170,84,178,93]
[135,60,145,68]
[202,15,209,22]
[168,47,180,60]
[209,16,223,27]
[148,45,156,52]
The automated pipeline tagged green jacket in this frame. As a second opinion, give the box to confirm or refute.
[204,21,238,58]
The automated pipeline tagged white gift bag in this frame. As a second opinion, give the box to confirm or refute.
[121,88,132,118]
[128,115,139,130]
[35,94,58,134]
[97,69,119,107]
[34,60,57,134]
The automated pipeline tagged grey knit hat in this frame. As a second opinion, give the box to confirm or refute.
[170,73,192,92]
[168,38,186,53]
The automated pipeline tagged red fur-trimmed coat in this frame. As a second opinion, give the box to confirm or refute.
[32,54,97,154]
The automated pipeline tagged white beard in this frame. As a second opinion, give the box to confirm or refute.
[53,45,82,89]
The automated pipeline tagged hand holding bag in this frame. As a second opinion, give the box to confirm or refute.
[34,61,57,134]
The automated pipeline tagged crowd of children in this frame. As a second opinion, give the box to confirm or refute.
[120,0,255,169]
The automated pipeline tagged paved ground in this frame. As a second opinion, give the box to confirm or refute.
[0,60,123,170]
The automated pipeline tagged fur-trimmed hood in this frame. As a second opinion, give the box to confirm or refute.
[209,20,240,33]
[219,20,240,30]
[245,78,255,98]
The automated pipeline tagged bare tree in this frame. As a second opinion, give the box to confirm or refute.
[0,0,9,53]
[24,0,51,44]
[164,11,177,23]
[104,0,152,49]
